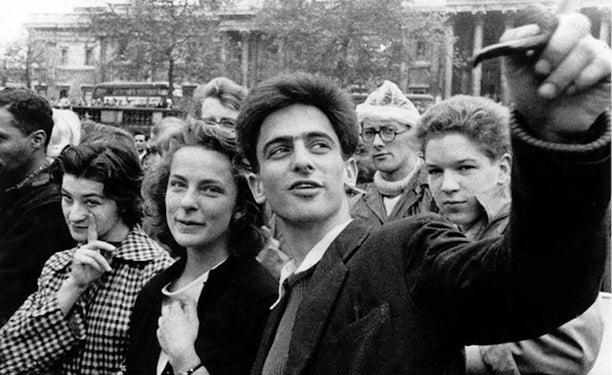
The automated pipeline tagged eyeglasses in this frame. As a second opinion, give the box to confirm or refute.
[201,117,236,130]
[361,127,406,143]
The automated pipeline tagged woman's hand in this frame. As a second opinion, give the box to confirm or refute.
[68,213,114,288]
[158,298,206,373]
[58,214,115,316]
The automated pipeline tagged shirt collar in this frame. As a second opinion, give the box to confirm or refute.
[108,225,166,262]
[271,219,352,309]
[475,183,511,224]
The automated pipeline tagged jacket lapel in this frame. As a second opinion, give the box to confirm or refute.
[364,187,387,223]
[285,221,370,375]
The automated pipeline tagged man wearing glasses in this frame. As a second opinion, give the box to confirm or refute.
[351,80,438,227]
[191,76,248,132]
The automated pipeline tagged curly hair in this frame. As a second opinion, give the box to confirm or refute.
[0,88,54,146]
[142,121,267,258]
[236,72,359,171]
[416,95,511,161]
[57,141,144,228]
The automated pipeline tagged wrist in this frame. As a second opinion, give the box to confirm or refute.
[63,275,89,293]
[169,350,202,375]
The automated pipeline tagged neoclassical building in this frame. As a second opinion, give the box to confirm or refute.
[25,0,610,104]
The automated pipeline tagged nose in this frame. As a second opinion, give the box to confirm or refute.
[440,170,460,193]
[372,132,385,148]
[68,202,89,223]
[179,186,198,209]
[291,143,314,174]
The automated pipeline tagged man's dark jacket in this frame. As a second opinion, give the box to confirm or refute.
[0,166,74,325]
[250,112,611,375]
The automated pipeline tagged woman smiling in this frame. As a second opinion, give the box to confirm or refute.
[126,123,277,375]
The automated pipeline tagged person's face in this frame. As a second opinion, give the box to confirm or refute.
[247,104,357,228]
[362,117,421,180]
[0,107,36,188]
[134,134,147,152]
[425,133,510,230]
[200,97,239,131]
[61,175,128,243]
[165,146,237,251]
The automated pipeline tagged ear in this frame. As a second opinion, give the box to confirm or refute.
[246,172,267,204]
[343,157,358,189]
[29,130,47,150]
[496,153,512,185]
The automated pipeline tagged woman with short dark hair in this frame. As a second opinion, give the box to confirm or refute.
[0,141,172,375]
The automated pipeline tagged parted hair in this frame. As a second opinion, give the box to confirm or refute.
[0,88,54,146]
[236,72,359,171]
[142,122,267,258]
[57,141,144,227]
[416,95,511,161]
[192,77,248,119]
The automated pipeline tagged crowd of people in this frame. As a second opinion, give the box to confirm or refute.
[0,10,610,375]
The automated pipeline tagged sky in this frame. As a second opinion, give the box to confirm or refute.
[0,0,100,48]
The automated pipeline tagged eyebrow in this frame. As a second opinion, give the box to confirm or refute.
[168,173,223,185]
[60,189,105,199]
[262,131,335,155]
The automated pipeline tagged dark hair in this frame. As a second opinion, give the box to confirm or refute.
[0,88,54,146]
[80,120,139,158]
[416,95,511,161]
[192,77,248,119]
[236,72,359,171]
[142,122,267,258]
[57,141,144,228]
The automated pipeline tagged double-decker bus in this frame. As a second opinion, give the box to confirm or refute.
[91,82,174,107]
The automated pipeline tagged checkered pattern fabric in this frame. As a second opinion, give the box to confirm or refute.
[0,226,173,375]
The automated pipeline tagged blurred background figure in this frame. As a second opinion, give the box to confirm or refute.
[351,80,438,227]
[47,109,81,160]
[191,77,247,133]
[418,95,604,375]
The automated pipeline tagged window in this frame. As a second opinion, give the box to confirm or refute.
[85,47,94,66]
[416,41,428,58]
[60,47,69,65]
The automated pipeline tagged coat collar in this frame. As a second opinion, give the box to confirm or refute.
[252,220,370,375]
[363,165,429,222]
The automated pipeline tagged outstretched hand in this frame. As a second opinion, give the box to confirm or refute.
[502,12,611,142]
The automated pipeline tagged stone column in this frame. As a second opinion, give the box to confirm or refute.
[471,12,484,96]
[443,18,455,99]
[600,12,610,46]
[500,14,514,105]
[240,31,250,87]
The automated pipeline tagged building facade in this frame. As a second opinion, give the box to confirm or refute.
[24,0,611,105]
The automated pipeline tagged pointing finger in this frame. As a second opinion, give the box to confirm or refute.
[87,213,97,244]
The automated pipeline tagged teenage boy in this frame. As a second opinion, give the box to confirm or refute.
[419,94,604,375]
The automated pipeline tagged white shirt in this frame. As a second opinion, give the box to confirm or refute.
[156,257,229,375]
[270,219,352,310]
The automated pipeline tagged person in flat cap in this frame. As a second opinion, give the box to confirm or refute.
[351,80,438,227]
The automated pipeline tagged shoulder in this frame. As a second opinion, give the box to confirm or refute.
[232,256,278,290]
